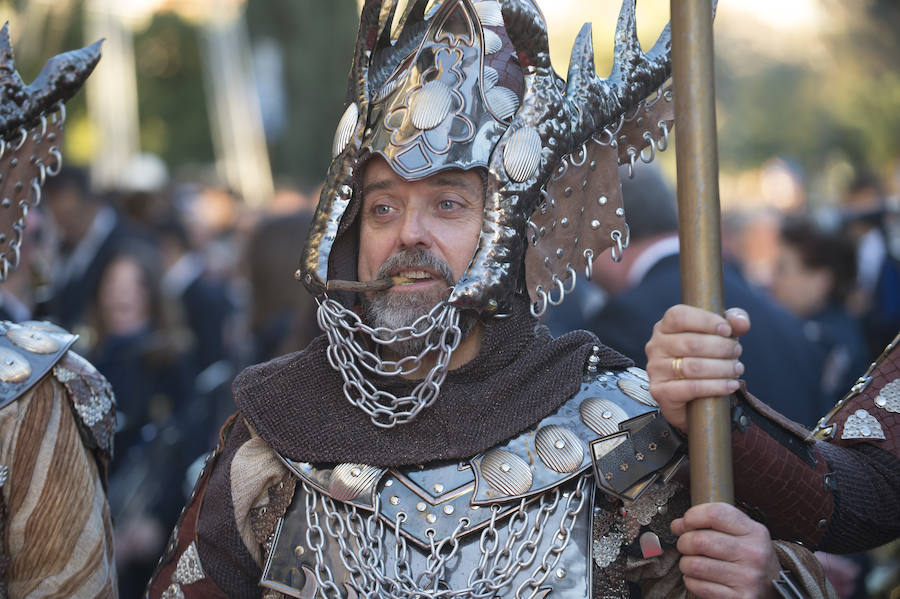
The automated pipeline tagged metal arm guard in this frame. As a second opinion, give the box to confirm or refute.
[732,332,900,552]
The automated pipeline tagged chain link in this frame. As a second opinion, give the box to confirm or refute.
[317,298,462,428]
[297,474,589,598]
[0,103,66,283]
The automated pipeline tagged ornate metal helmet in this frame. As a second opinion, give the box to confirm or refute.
[0,24,101,281]
[299,0,674,317]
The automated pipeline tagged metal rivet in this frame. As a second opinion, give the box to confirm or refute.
[590,160,596,170]
[602,410,613,419]
[564,186,573,197]
[555,568,566,579]
[417,502,427,512]
[384,479,393,487]
[390,496,400,505]
[560,217,569,228]
[433,483,444,494]
[1,199,9,208]
[500,463,511,473]
[554,440,566,449]
[556,248,564,258]
[591,219,601,230]
[615,208,625,217]
[818,519,827,529]
[443,505,454,515]
[350,467,361,477]
[294,545,305,558]
[426,513,437,524]
[598,196,608,206]
[739,415,749,427]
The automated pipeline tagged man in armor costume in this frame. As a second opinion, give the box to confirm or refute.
[148,1,842,597]
[0,26,118,596]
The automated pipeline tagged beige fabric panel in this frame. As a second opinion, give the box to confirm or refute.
[0,377,117,598]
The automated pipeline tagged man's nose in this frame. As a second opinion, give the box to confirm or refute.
[398,209,432,249]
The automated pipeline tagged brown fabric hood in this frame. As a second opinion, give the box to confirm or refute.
[234,295,631,467]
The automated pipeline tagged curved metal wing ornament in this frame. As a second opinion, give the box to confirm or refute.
[299,0,687,316]
[0,24,101,281]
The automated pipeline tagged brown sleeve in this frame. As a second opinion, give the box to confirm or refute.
[731,333,900,553]
[147,413,251,599]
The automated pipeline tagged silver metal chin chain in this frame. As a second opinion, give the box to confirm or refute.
[316,298,462,428]
[302,475,588,598]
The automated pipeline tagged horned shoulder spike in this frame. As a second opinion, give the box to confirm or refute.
[449,0,575,310]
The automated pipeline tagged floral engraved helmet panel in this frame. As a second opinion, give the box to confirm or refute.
[366,0,513,179]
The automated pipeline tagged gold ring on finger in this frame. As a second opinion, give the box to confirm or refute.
[671,356,685,379]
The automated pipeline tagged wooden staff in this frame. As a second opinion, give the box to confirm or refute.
[670,0,734,505]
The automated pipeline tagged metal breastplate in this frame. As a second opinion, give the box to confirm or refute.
[261,366,677,598]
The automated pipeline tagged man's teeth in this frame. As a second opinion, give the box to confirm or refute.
[399,270,432,280]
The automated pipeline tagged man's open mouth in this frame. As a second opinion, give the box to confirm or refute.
[393,269,439,284]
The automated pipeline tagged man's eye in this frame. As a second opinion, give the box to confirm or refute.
[439,199,457,211]
[374,205,393,216]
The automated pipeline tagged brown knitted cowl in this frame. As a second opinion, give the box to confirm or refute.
[233,294,631,467]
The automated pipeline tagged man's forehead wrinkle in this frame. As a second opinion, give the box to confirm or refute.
[362,178,397,197]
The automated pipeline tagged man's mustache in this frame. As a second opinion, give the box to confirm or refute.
[374,249,455,287]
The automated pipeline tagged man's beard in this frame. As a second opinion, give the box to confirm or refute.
[361,249,474,357]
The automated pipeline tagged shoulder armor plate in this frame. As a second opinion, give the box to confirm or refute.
[815,331,900,458]
[52,349,116,457]
[0,320,78,411]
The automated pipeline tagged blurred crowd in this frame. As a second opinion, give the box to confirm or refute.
[544,165,900,599]
[3,153,897,596]
[5,156,319,595]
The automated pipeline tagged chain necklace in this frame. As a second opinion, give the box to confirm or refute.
[317,298,462,428]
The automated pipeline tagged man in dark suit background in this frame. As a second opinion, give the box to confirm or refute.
[42,166,132,331]
[585,167,827,428]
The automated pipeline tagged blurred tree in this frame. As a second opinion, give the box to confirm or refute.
[246,0,358,188]
[714,0,900,185]
[133,12,214,170]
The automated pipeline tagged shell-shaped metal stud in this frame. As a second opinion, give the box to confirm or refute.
[486,86,520,121]
[618,378,657,408]
[332,102,359,158]
[0,347,31,383]
[503,126,541,182]
[483,29,503,55]
[475,1,504,27]
[482,66,499,92]
[480,449,533,496]
[329,463,382,501]
[627,367,650,383]
[6,326,61,354]
[410,80,454,130]
[874,379,900,413]
[535,425,584,473]
[579,397,629,436]
[841,409,886,440]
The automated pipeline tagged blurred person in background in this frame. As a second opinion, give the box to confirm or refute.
[771,216,869,411]
[85,242,197,596]
[158,215,236,375]
[41,166,133,332]
[243,210,319,365]
[842,172,900,360]
[586,166,827,428]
